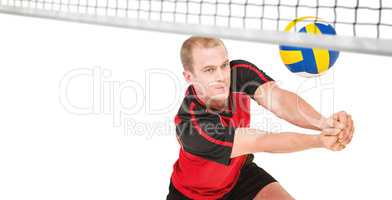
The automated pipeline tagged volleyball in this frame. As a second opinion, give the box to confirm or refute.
[279,19,340,77]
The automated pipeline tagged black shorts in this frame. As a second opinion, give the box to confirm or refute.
[166,155,278,200]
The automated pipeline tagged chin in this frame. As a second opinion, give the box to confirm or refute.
[211,92,229,101]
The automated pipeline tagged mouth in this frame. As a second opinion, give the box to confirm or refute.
[214,86,227,93]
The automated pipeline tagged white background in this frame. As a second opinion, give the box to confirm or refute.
[1,13,392,200]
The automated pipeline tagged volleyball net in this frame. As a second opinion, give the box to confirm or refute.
[1,0,391,56]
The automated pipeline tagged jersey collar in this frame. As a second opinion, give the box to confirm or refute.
[186,85,233,117]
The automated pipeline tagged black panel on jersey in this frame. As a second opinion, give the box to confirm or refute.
[230,59,274,98]
[176,101,236,166]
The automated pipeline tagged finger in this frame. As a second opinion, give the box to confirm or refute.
[341,116,354,144]
[337,129,346,137]
[337,111,348,129]
[323,128,341,136]
[329,136,341,150]
[329,116,345,130]
[350,116,354,135]
[322,116,339,129]
[336,132,344,144]
[336,112,348,141]
[339,115,352,143]
[341,115,354,144]
[334,141,346,151]
[338,143,346,151]
[331,142,340,151]
[324,114,344,129]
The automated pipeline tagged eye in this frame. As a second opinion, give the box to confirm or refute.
[205,68,215,73]
[222,62,229,68]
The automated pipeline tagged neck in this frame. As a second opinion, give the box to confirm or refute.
[200,96,227,112]
[192,85,228,112]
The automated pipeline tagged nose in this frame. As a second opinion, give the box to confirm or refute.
[215,67,225,82]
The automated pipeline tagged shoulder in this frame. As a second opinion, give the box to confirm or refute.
[229,59,274,96]
[230,59,257,68]
[230,59,267,77]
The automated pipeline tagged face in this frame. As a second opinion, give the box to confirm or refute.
[183,45,231,104]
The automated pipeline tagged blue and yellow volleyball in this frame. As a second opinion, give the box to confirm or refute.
[279,21,339,77]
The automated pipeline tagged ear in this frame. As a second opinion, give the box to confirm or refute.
[183,70,193,84]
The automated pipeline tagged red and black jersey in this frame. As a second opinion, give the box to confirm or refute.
[170,59,274,200]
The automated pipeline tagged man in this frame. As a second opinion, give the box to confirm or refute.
[166,36,354,200]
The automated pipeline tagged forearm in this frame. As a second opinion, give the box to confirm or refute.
[255,131,323,153]
[232,128,325,157]
[280,90,325,130]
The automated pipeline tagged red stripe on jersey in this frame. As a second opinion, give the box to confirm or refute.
[232,63,269,82]
[189,102,233,147]
[174,115,182,125]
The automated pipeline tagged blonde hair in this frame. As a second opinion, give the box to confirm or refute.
[180,36,227,71]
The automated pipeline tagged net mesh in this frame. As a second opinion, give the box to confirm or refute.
[1,0,392,39]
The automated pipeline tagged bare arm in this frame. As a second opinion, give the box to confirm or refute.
[230,127,341,158]
[254,81,329,131]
